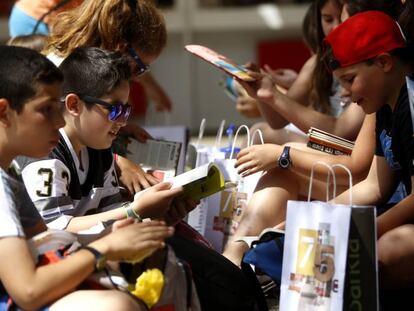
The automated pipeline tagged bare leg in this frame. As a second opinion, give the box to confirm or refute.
[50,290,145,311]
[222,167,299,267]
[378,224,414,289]
[222,166,347,267]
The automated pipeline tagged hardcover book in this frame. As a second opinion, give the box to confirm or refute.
[307,127,354,156]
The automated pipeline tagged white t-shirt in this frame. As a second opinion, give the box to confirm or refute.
[0,167,43,238]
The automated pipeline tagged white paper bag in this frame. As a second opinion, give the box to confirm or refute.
[280,163,378,311]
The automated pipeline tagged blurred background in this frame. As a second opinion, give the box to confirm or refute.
[0,0,311,134]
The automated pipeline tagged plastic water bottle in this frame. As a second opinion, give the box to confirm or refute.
[220,123,240,158]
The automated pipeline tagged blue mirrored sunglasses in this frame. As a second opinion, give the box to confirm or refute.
[80,95,132,121]
[127,46,150,76]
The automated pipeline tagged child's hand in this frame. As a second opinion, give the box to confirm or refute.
[263,65,298,90]
[236,96,262,118]
[116,156,160,194]
[92,220,174,262]
[165,197,199,225]
[111,218,135,232]
[256,76,277,105]
[235,144,283,176]
[133,182,184,220]
[236,71,265,99]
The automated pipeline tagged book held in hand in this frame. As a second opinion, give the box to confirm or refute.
[307,127,354,156]
[185,44,258,82]
[134,163,225,201]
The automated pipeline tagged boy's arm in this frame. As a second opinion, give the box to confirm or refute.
[289,113,375,184]
[253,55,316,130]
[333,155,397,207]
[0,221,172,310]
[236,114,375,185]
[377,178,414,237]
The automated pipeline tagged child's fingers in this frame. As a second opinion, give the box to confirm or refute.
[152,182,173,191]
[112,218,135,231]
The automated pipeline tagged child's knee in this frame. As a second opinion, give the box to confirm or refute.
[378,225,414,267]
[103,291,142,311]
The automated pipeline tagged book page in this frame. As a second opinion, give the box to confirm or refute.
[134,163,225,201]
[127,139,181,174]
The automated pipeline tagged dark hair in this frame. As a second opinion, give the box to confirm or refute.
[0,45,63,113]
[309,0,341,115]
[59,47,131,102]
[7,34,48,52]
[302,1,319,54]
[344,0,403,19]
[398,0,414,76]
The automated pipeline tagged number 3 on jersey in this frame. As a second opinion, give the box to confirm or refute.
[36,168,53,197]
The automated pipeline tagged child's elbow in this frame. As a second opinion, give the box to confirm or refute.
[14,288,49,311]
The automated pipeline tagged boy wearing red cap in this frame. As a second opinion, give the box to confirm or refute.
[324,10,414,288]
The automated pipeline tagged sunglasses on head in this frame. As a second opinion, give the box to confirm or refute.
[127,46,150,77]
[80,95,132,122]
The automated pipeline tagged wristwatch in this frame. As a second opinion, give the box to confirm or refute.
[278,146,292,169]
[82,246,107,272]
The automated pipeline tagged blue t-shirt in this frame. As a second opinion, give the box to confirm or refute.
[375,87,413,198]
[8,5,49,37]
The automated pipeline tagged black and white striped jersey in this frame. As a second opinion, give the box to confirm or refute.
[16,129,123,229]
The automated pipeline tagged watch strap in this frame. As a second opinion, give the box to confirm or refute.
[82,246,106,272]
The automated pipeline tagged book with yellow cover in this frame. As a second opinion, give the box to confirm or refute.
[169,163,225,200]
[134,163,225,201]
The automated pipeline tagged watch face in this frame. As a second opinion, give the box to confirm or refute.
[279,157,290,168]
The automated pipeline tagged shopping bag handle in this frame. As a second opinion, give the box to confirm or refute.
[214,119,226,149]
[229,124,250,159]
[308,161,336,202]
[250,129,264,145]
[331,164,353,205]
[195,118,206,147]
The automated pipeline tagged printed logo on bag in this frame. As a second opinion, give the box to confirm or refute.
[288,223,339,310]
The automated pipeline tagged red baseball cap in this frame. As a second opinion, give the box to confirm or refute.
[324,11,406,70]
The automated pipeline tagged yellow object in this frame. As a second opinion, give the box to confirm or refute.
[130,269,165,308]
[174,163,225,201]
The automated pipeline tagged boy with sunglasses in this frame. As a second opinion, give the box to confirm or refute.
[16,47,195,232]
[0,45,175,311]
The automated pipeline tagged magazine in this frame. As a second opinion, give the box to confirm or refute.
[185,44,258,82]
[307,127,354,156]
[127,138,182,181]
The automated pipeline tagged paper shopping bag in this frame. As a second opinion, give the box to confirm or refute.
[203,126,264,251]
[280,163,378,311]
[186,119,226,235]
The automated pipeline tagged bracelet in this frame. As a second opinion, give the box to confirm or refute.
[114,153,119,162]
[123,202,143,222]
